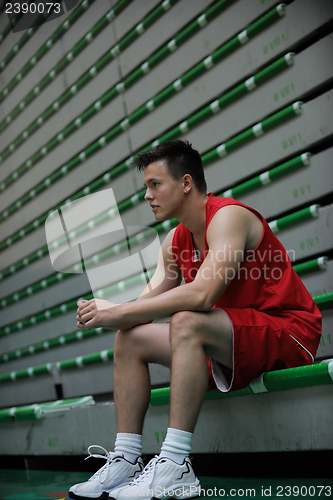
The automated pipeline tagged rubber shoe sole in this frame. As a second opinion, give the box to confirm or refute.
[68,491,109,500]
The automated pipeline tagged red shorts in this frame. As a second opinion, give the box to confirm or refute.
[207,307,320,393]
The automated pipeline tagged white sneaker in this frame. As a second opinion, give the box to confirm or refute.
[69,445,144,500]
[109,455,200,500]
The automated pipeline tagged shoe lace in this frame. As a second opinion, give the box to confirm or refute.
[85,445,120,485]
[128,456,159,488]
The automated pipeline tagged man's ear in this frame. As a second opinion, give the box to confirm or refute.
[183,173,193,194]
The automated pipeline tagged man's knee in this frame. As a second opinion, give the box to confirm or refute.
[114,326,141,362]
[114,324,158,364]
[170,311,200,346]
[114,329,128,363]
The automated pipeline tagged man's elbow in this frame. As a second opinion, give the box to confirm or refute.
[195,292,216,312]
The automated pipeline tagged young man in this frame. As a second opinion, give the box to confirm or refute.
[69,140,321,500]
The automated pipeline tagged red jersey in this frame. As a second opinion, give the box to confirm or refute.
[172,193,321,360]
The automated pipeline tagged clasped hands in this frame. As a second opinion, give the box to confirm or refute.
[77,298,120,330]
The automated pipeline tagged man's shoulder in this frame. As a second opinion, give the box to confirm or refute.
[207,204,257,241]
[208,202,250,225]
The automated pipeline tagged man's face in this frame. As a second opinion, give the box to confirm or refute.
[143,160,185,221]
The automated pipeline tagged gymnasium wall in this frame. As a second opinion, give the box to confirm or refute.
[0,0,333,411]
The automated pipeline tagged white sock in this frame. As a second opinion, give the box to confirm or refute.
[160,428,193,464]
[114,433,142,464]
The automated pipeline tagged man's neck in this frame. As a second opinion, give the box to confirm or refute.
[177,192,209,236]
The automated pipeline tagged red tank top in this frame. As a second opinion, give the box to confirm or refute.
[172,193,321,355]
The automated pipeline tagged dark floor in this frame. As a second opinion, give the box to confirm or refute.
[0,468,332,500]
[1,451,332,500]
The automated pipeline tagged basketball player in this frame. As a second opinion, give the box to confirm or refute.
[69,140,321,500]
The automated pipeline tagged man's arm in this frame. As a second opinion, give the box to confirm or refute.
[77,228,182,330]
[78,206,253,329]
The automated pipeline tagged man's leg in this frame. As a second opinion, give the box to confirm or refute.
[69,323,172,500]
[108,309,233,500]
[168,308,233,432]
[113,322,172,434]
[113,308,232,448]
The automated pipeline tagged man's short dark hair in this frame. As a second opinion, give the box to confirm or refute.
[133,140,207,194]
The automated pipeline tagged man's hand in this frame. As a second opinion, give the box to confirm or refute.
[77,299,120,330]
